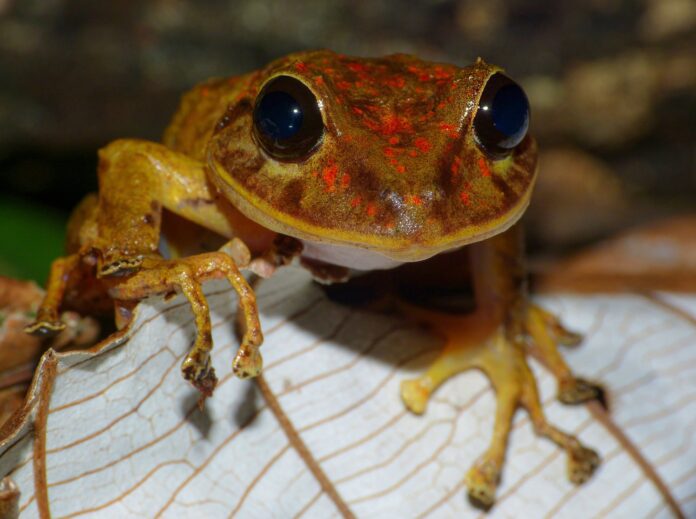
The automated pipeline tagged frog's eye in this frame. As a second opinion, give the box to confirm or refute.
[253,75,323,160]
[473,73,530,158]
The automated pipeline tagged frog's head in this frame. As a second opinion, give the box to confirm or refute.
[208,50,537,262]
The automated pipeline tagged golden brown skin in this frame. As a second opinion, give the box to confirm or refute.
[206,51,536,260]
[27,50,601,506]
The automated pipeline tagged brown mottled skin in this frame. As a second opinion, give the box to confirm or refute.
[27,50,601,508]
[170,50,536,259]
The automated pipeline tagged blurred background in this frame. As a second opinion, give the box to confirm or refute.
[0,0,694,282]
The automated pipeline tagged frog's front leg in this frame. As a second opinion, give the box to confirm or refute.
[111,252,262,395]
[27,139,262,395]
[399,223,600,508]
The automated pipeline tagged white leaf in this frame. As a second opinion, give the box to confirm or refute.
[0,267,693,518]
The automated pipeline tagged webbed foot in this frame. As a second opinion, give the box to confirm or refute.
[399,304,600,508]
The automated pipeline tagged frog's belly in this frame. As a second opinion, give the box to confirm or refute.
[300,240,406,271]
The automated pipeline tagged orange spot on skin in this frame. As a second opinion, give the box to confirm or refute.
[351,195,362,208]
[389,136,400,145]
[459,191,471,205]
[408,195,423,206]
[366,203,377,217]
[380,114,412,135]
[385,76,406,89]
[295,62,308,72]
[478,156,491,177]
[336,80,351,90]
[434,66,453,80]
[340,173,351,190]
[396,164,406,174]
[383,147,397,157]
[364,119,379,132]
[352,106,364,116]
[408,150,418,157]
[414,137,431,153]
[450,155,462,178]
[439,123,458,138]
[322,163,339,192]
[347,62,367,74]
[314,76,325,85]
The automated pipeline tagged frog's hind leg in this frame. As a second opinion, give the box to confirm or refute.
[25,194,101,336]
[24,254,81,335]
[525,304,604,405]
[400,314,599,508]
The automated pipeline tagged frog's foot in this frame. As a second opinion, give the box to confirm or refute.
[400,310,599,508]
[525,304,603,406]
[112,252,263,395]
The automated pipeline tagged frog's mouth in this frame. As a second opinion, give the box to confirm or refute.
[208,150,537,263]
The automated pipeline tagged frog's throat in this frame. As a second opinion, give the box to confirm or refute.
[209,159,534,262]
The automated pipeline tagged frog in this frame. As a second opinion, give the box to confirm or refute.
[25,50,602,508]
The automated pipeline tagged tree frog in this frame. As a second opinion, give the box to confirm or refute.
[26,50,601,507]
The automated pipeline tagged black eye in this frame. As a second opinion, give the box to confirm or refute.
[253,75,323,160]
[473,73,530,158]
